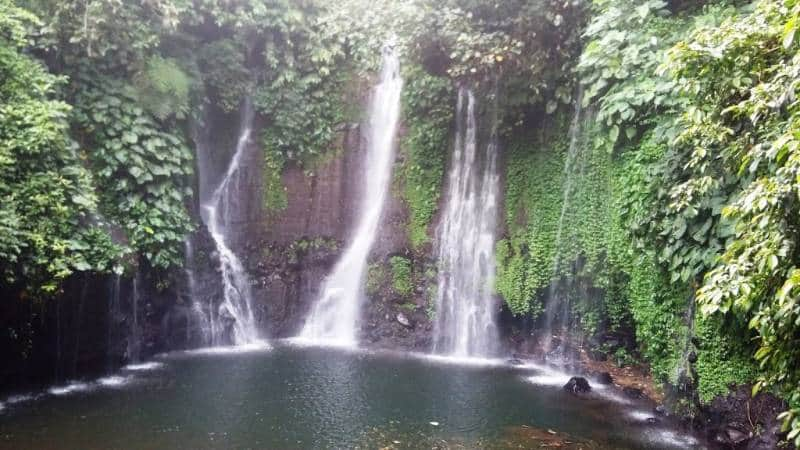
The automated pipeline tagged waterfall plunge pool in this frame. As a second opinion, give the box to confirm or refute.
[0,343,706,449]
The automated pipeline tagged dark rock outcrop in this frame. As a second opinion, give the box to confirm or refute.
[701,385,787,450]
[593,371,614,385]
[623,387,646,400]
[563,377,592,394]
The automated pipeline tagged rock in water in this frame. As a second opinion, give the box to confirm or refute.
[396,312,412,328]
[723,426,749,445]
[623,387,645,399]
[594,371,614,385]
[563,377,592,394]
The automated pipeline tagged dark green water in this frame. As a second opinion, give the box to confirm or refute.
[0,343,704,449]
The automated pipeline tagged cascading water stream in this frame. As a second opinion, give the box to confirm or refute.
[541,87,586,359]
[199,99,259,345]
[184,239,212,345]
[432,88,500,358]
[127,274,141,362]
[299,47,403,346]
[106,274,120,371]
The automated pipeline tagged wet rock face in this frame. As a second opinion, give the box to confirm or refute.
[595,372,614,385]
[0,274,119,390]
[0,249,216,391]
[225,120,434,350]
[623,387,646,400]
[701,385,788,450]
[245,237,341,337]
[396,312,412,328]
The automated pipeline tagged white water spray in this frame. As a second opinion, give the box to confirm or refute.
[184,239,212,345]
[199,100,259,345]
[432,88,500,358]
[300,47,403,346]
[127,275,142,362]
[541,87,587,357]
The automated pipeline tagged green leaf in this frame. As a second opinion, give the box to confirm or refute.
[784,15,798,49]
[673,217,687,239]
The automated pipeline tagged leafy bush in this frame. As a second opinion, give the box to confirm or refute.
[132,55,193,121]
[366,263,387,297]
[72,73,194,269]
[389,256,413,297]
[0,0,122,295]
[399,66,454,249]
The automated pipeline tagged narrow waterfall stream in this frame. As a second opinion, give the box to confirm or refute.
[127,275,142,362]
[106,275,121,371]
[300,47,403,346]
[199,100,259,345]
[541,87,588,359]
[432,88,500,358]
[184,239,212,345]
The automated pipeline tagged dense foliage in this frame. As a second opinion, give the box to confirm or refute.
[0,0,121,295]
[667,1,800,440]
[399,67,454,249]
[493,0,800,441]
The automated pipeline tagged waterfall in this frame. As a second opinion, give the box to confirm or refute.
[106,274,120,371]
[541,87,587,358]
[432,88,500,358]
[184,239,212,345]
[199,99,260,345]
[127,274,142,362]
[299,47,403,346]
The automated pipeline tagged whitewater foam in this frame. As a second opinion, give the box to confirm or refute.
[48,382,92,396]
[181,340,271,355]
[123,361,164,371]
[5,393,36,404]
[97,375,133,387]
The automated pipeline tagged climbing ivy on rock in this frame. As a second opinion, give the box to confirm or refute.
[389,256,413,297]
[495,109,615,319]
[495,119,567,316]
[399,66,454,249]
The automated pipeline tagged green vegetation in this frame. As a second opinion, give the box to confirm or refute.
[495,121,568,316]
[72,75,194,270]
[366,263,387,297]
[492,0,800,440]
[389,256,413,297]
[0,0,122,295]
[365,256,414,299]
[399,67,454,249]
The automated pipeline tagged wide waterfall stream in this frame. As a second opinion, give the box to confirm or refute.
[433,88,500,358]
[300,47,403,346]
